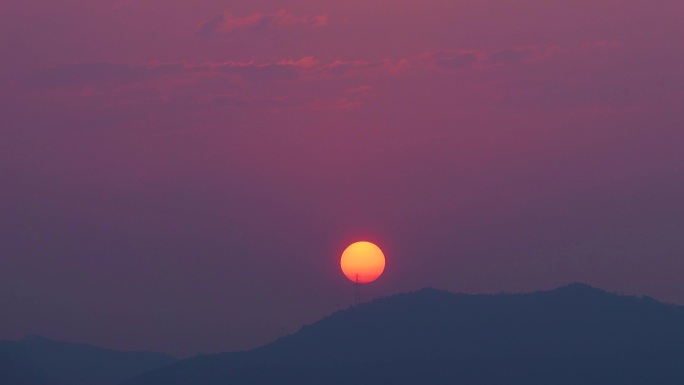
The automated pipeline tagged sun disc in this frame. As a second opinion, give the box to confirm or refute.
[340,241,385,284]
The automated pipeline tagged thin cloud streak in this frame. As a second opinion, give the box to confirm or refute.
[198,10,329,36]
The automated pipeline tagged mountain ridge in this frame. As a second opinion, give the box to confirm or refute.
[0,335,176,385]
[123,283,684,385]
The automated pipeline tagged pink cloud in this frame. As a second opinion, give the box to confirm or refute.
[22,37,646,125]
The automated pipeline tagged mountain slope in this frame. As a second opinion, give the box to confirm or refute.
[124,283,684,385]
[0,335,175,385]
[0,347,63,385]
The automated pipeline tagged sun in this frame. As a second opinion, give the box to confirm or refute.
[340,241,386,284]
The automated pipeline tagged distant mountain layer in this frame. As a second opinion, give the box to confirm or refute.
[124,283,684,385]
[0,335,175,385]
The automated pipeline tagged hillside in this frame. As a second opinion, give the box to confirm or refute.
[123,283,684,385]
[0,335,175,385]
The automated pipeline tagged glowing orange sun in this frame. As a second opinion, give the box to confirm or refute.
[340,241,386,284]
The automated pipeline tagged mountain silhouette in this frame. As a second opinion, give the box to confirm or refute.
[123,283,684,385]
[0,335,175,385]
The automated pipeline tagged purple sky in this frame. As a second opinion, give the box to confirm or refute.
[1,0,683,357]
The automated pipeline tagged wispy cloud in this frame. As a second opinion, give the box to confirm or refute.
[198,10,329,36]
[24,39,629,118]
[27,62,185,89]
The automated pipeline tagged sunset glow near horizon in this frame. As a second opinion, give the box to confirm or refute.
[1,0,683,357]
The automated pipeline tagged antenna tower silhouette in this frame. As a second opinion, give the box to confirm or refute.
[353,274,361,306]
